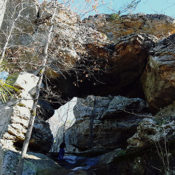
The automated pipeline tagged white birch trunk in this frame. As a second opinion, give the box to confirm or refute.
[16,1,58,175]
[0,2,27,65]
[0,0,7,29]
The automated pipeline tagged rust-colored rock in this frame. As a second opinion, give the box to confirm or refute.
[83,14,175,42]
[142,34,175,112]
[66,34,156,98]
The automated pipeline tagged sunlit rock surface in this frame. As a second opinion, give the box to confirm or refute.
[48,33,156,102]
[0,149,64,175]
[142,34,175,112]
[48,95,149,154]
[83,14,175,42]
[0,72,53,153]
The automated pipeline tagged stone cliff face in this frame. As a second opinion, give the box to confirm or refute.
[83,14,175,41]
[142,34,175,112]
[0,73,53,153]
[48,96,150,154]
[1,0,175,174]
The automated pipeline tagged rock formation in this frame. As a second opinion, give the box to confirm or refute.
[0,73,53,153]
[0,150,64,175]
[48,95,150,154]
[142,34,175,112]
[0,0,175,174]
[83,14,175,41]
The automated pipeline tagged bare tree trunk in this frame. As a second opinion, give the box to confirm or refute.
[16,1,58,175]
[0,0,8,29]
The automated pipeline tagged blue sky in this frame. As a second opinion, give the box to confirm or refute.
[41,0,175,18]
[133,0,175,17]
[70,0,175,18]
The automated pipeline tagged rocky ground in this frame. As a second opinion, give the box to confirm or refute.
[0,0,175,175]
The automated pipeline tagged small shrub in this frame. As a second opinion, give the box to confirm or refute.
[0,72,19,103]
[110,13,120,21]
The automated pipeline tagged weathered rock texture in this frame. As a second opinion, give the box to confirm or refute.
[142,34,175,112]
[83,14,175,42]
[94,112,175,175]
[127,118,175,150]
[155,101,175,119]
[0,149,65,175]
[94,148,175,175]
[1,1,175,174]
[0,72,53,153]
[48,33,156,104]
[80,34,156,97]
[0,1,108,108]
[1,1,164,106]
[1,1,107,72]
[47,95,150,154]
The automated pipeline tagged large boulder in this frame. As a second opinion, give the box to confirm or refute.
[47,95,150,154]
[142,34,175,112]
[30,118,53,153]
[127,118,169,150]
[0,1,109,108]
[0,72,53,153]
[37,99,55,120]
[82,33,156,97]
[127,112,175,151]
[0,148,66,175]
[1,1,157,106]
[92,112,175,175]
[1,1,107,73]
[93,145,174,175]
[83,14,175,42]
[50,33,156,101]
